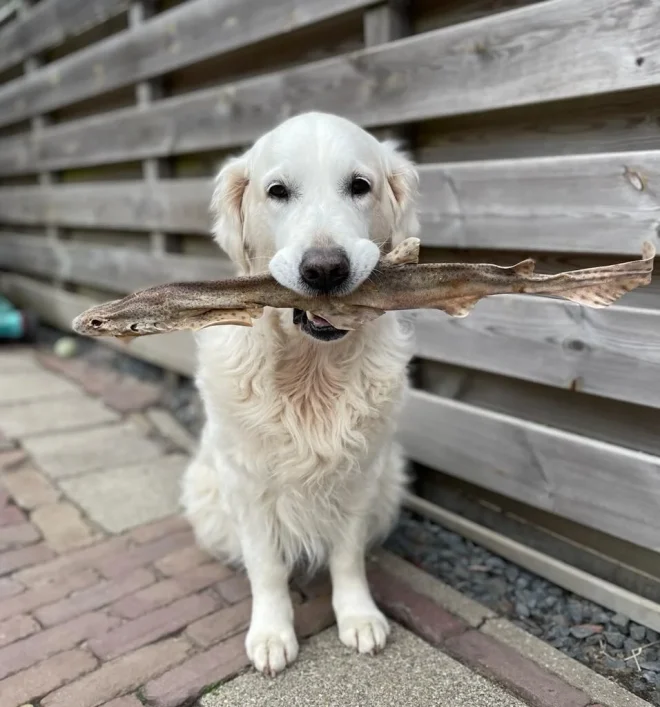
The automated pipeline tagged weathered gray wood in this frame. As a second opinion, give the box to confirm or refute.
[0,233,235,293]
[399,389,660,550]
[413,294,660,410]
[0,0,131,75]
[0,0,376,129]
[0,179,212,232]
[415,152,660,254]
[0,272,196,375]
[1,0,659,172]
[420,360,660,458]
[2,148,659,254]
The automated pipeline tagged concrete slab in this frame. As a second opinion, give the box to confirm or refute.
[0,348,42,373]
[201,623,529,707]
[0,371,80,405]
[22,421,165,479]
[0,396,119,438]
[59,454,188,533]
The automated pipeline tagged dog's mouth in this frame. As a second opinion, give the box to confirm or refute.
[293,308,349,342]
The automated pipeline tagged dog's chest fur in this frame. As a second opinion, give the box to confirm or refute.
[194,310,413,564]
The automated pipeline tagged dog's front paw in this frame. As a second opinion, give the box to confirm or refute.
[246,624,299,677]
[337,610,390,655]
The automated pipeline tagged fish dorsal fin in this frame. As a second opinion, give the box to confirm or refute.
[512,258,535,277]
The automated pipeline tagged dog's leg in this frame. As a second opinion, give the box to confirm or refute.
[329,518,390,654]
[241,524,298,676]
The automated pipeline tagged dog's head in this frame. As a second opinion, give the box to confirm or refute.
[210,111,420,341]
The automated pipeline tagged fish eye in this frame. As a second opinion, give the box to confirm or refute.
[91,319,103,328]
[130,323,139,332]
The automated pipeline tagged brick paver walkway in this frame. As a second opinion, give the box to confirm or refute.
[0,345,648,707]
[0,347,336,707]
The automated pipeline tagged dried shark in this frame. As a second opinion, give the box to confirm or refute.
[71,238,655,340]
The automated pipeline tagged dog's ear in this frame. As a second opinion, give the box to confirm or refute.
[210,152,251,274]
[380,138,420,247]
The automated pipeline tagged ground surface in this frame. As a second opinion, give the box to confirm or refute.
[0,339,651,706]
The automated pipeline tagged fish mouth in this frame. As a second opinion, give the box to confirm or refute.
[293,308,349,342]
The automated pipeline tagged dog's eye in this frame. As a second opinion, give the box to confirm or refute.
[267,183,290,201]
[350,177,371,197]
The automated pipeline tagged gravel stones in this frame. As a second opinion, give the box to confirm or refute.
[386,510,660,707]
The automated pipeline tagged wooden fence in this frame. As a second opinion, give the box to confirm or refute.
[1,0,659,559]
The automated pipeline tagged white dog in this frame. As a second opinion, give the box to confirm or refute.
[181,111,420,676]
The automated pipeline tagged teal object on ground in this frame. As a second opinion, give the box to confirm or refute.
[0,309,23,339]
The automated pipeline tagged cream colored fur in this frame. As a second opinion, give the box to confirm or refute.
[181,112,420,676]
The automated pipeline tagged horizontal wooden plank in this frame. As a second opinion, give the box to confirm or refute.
[0,272,196,375]
[0,233,235,293]
[1,148,659,254]
[0,0,130,75]
[0,179,212,232]
[399,389,660,550]
[419,360,660,458]
[0,0,375,129]
[414,294,660,410]
[416,151,660,254]
[0,0,658,173]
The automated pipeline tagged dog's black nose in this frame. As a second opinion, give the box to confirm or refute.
[299,247,350,292]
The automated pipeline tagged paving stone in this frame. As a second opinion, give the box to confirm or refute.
[186,598,252,648]
[445,629,591,707]
[201,624,529,707]
[0,371,80,405]
[0,504,26,526]
[0,543,56,577]
[129,515,190,544]
[0,610,120,680]
[0,522,41,551]
[60,455,188,533]
[154,545,213,576]
[31,502,98,552]
[101,696,144,707]
[89,592,219,660]
[0,348,41,373]
[143,632,248,707]
[0,648,97,707]
[294,594,336,638]
[35,568,156,626]
[14,536,128,586]
[110,563,232,619]
[1,465,61,509]
[0,577,24,600]
[0,448,29,471]
[0,396,119,438]
[0,614,39,647]
[22,422,164,480]
[0,568,98,621]
[216,573,251,604]
[41,636,192,707]
[146,408,196,452]
[101,378,162,413]
[95,531,193,579]
[368,566,468,646]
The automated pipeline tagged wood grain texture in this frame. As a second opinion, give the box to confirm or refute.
[419,360,660,458]
[2,148,659,254]
[400,389,660,550]
[1,0,659,172]
[0,272,196,375]
[413,294,660,409]
[415,152,660,254]
[0,0,375,129]
[0,0,131,75]
[0,233,235,293]
[0,179,212,232]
